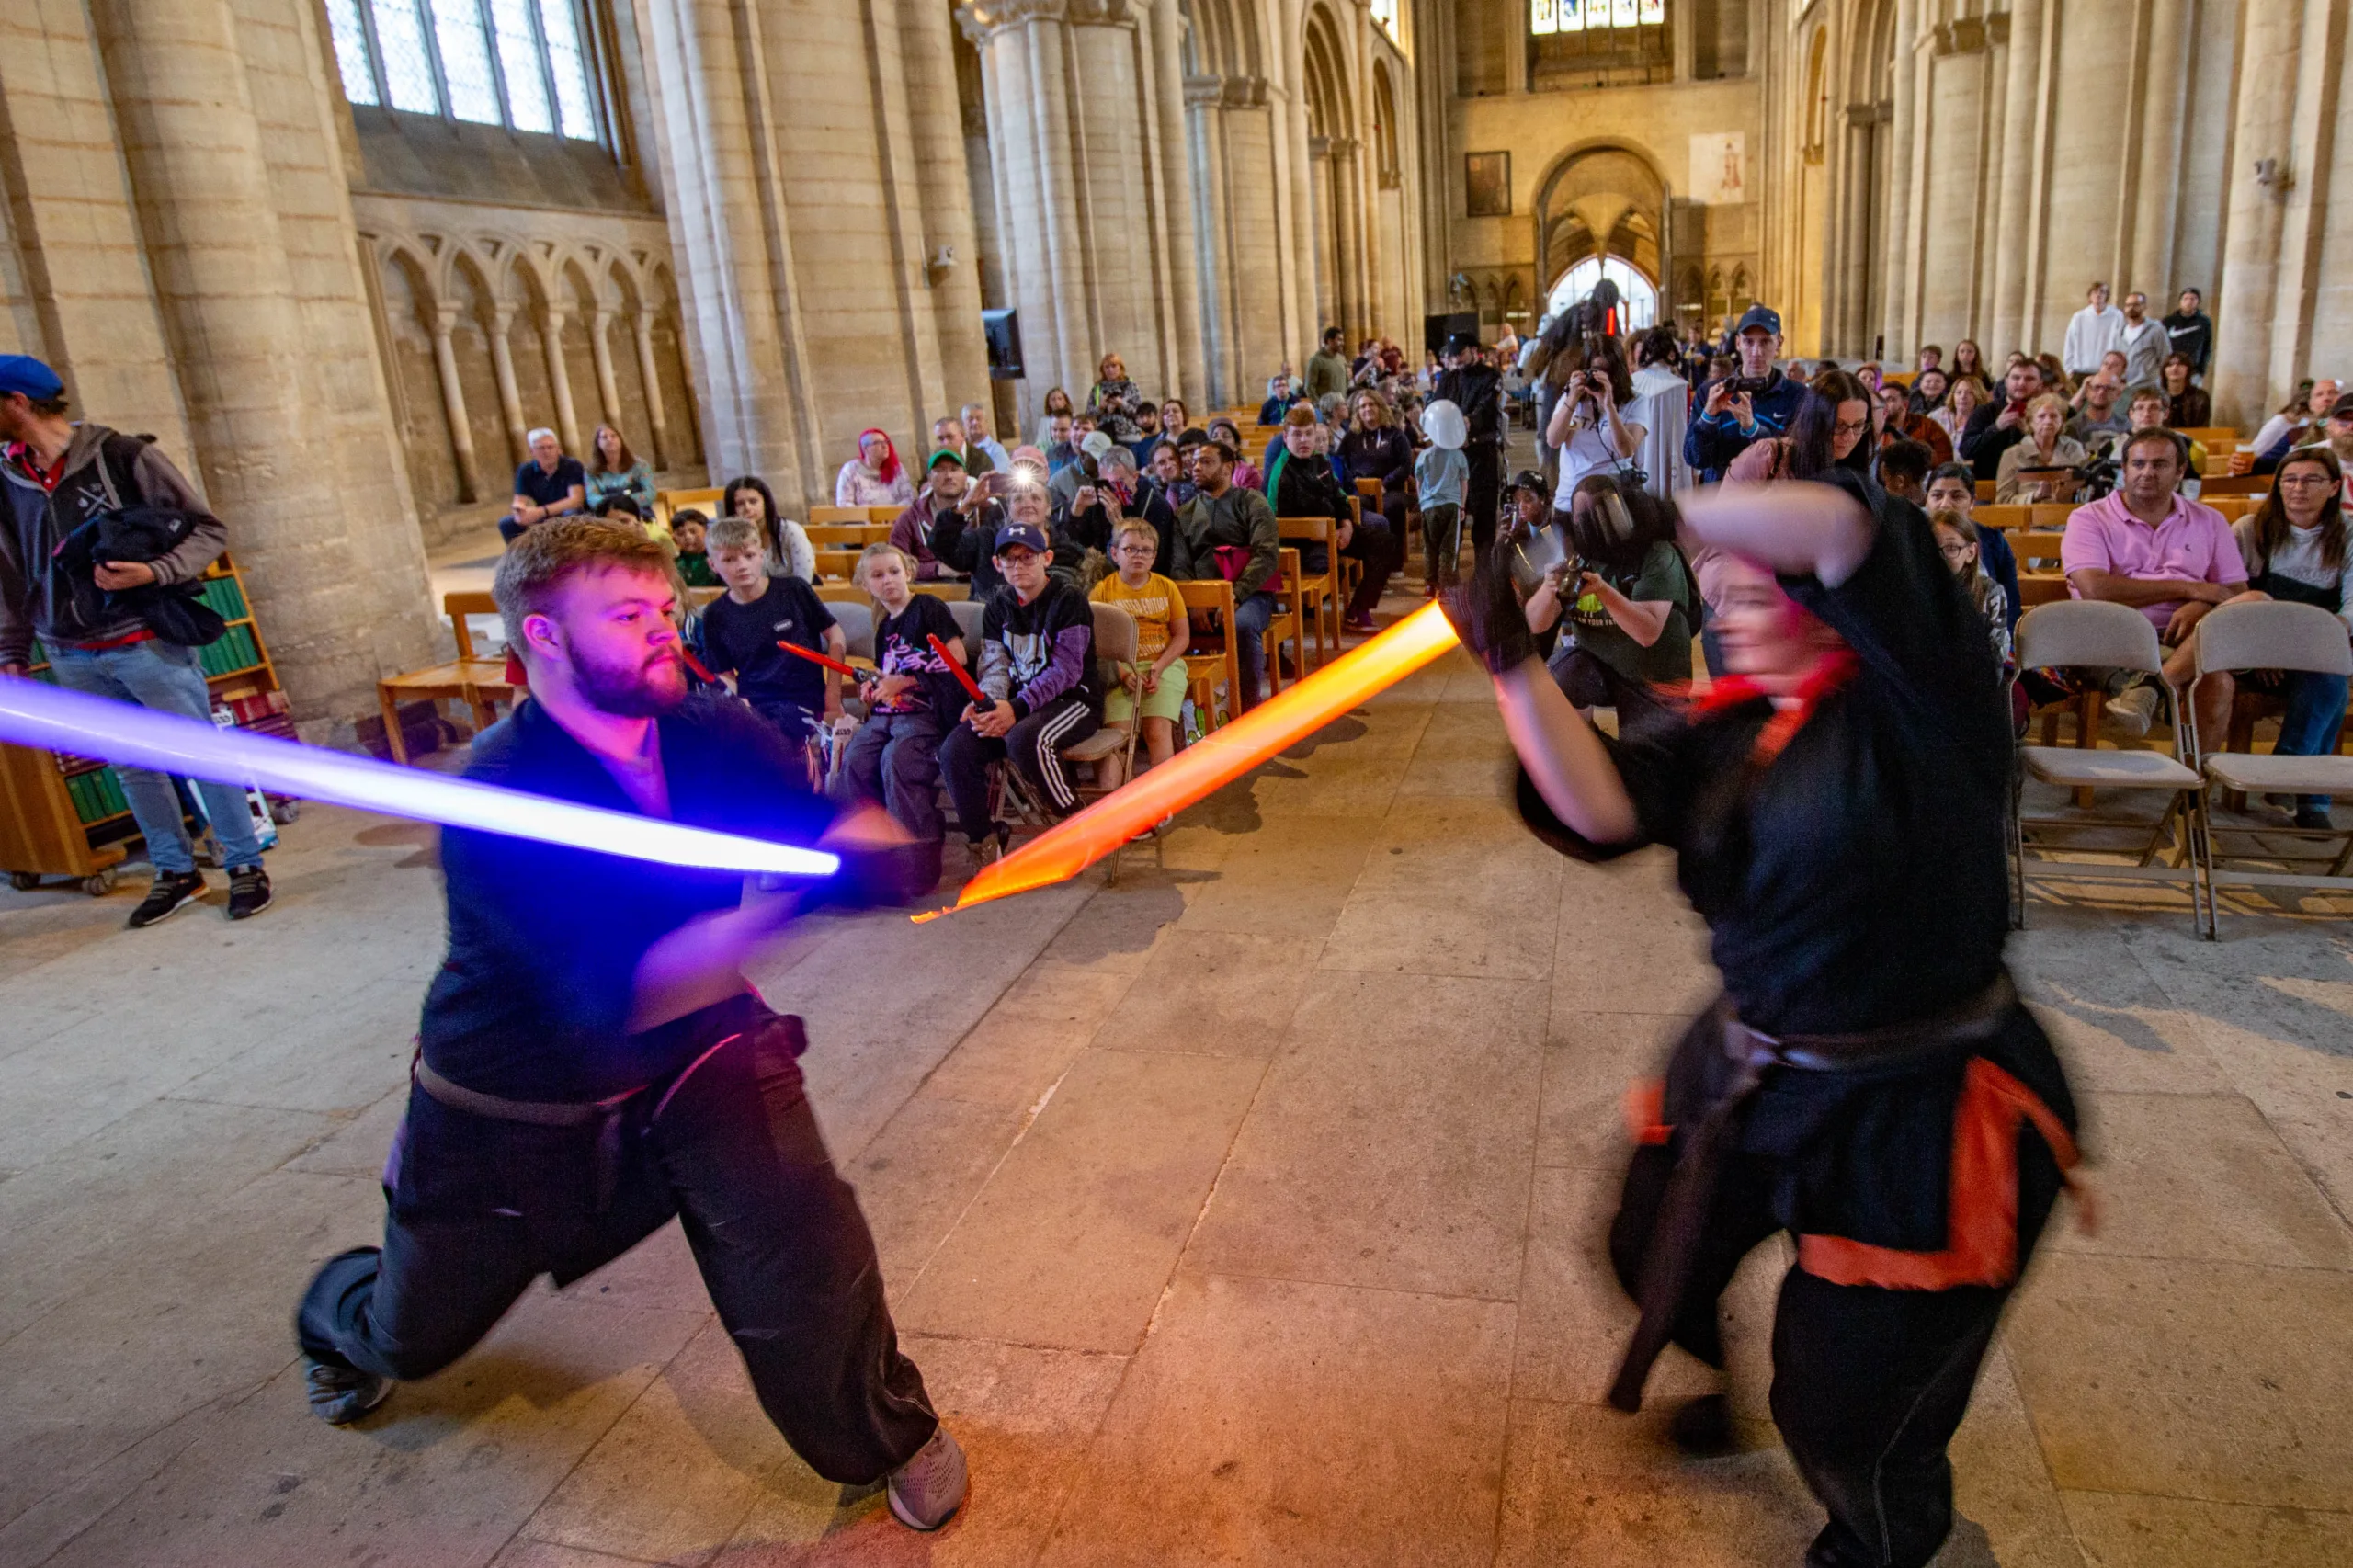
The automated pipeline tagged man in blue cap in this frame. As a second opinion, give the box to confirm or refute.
[1685,304,1807,483]
[0,354,272,925]
[936,512,1100,865]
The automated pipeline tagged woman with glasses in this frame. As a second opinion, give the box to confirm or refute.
[2234,449,2350,829]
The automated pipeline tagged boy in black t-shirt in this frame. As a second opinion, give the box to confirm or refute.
[938,521,1100,863]
[692,516,843,743]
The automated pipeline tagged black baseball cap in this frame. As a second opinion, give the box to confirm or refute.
[2329,394,2353,421]
[1506,470,1549,498]
[1733,304,1783,338]
[1443,333,1481,357]
[993,520,1051,555]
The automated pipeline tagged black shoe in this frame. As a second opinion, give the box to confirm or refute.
[303,1357,390,1425]
[126,869,206,928]
[970,824,1011,867]
[1665,1392,1740,1457]
[227,866,273,920]
[2294,806,2335,831]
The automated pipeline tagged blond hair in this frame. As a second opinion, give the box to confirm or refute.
[1110,518,1160,552]
[493,519,673,654]
[705,516,764,556]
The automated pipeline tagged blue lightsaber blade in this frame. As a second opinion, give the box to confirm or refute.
[0,678,839,878]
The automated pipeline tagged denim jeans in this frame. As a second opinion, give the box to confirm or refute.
[1233,589,1276,709]
[45,638,266,872]
[2276,669,2350,814]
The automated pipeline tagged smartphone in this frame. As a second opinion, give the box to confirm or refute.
[980,471,1012,497]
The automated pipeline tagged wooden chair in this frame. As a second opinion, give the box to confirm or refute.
[805,523,878,549]
[1176,578,1242,733]
[1264,548,1306,698]
[2177,426,2238,449]
[1971,504,2030,533]
[807,506,870,528]
[2027,503,2076,533]
[374,591,517,765]
[2011,530,2067,575]
[1278,516,1343,665]
[2198,473,2268,497]
[2015,575,2071,610]
[912,581,969,601]
[811,546,864,581]
[2203,494,2255,523]
[1975,479,1996,503]
[654,487,723,530]
[865,506,904,526]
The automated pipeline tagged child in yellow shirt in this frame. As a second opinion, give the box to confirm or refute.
[1089,520,1190,786]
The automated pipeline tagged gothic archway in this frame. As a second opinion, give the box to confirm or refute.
[1532,142,1670,327]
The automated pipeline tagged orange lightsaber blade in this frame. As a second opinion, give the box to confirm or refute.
[778,640,860,678]
[914,600,1461,920]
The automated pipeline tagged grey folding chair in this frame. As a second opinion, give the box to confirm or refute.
[2011,599,2214,937]
[2190,599,2353,895]
[831,600,874,664]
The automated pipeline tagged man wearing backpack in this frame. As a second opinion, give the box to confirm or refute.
[0,354,271,925]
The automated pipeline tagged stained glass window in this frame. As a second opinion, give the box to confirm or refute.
[1530,0,1670,85]
[327,0,601,143]
[1534,0,1665,32]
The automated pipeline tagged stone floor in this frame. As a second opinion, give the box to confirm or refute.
[5,643,2353,1567]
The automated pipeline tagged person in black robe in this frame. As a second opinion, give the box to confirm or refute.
[1446,474,2081,1568]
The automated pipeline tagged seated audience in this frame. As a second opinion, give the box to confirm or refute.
[1145,437,1195,514]
[890,449,975,579]
[693,516,845,744]
[2233,449,2350,828]
[1173,437,1281,707]
[1032,385,1075,444]
[1040,412,1079,475]
[1125,402,1166,468]
[1907,364,1950,417]
[1090,520,1191,786]
[1961,359,2043,482]
[1878,379,1953,462]
[502,426,585,543]
[669,509,719,587]
[722,474,815,582]
[2247,380,2346,474]
[1160,397,1189,435]
[1931,370,1981,449]
[2125,388,2206,474]
[1341,391,1415,611]
[837,542,968,890]
[2162,355,2211,429]
[835,428,915,508]
[1995,392,2088,502]
[1257,373,1303,426]
[585,425,655,517]
[1926,462,2023,634]
[938,519,1101,862]
[1523,473,1695,727]
[2062,426,2262,740]
[2066,374,2132,449]
[961,402,1011,472]
[930,414,993,474]
[1875,438,1935,506]
[927,457,1018,599]
[1951,339,1987,384]
[1087,354,1145,443]
[1931,508,2014,670]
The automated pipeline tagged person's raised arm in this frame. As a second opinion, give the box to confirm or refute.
[1677,479,1875,588]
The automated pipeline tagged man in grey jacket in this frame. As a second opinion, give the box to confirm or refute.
[1172,438,1281,709]
[0,355,270,926]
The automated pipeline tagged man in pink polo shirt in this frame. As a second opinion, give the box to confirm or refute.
[2062,426,2263,739]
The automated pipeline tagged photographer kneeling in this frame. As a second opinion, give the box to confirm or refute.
[1520,475,1696,730]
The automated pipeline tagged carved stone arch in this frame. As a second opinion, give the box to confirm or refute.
[1530,140,1671,309]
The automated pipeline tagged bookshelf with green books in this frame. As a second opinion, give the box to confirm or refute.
[2,551,288,895]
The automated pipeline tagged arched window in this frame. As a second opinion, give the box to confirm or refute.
[324,0,603,142]
[1367,0,1400,46]
[1530,2,1669,88]
[1548,256,1659,331]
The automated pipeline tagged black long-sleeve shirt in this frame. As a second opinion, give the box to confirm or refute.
[926,497,1010,599]
[419,695,835,1101]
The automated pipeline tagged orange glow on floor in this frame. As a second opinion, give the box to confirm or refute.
[915,601,1461,919]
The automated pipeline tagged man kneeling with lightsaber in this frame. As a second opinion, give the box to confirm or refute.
[294,521,967,1531]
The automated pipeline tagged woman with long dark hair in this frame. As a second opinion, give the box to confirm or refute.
[1949,339,1986,384]
[1784,369,1877,481]
[2234,447,2351,828]
[722,474,815,582]
[586,425,655,517]
[1543,334,1646,509]
[2162,355,2211,429]
[1445,473,2075,1568]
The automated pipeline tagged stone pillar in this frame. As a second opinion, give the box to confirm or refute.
[588,310,623,430]
[1146,0,1207,404]
[430,308,482,503]
[2126,0,2190,301]
[88,0,434,721]
[1880,0,1921,358]
[486,310,529,465]
[538,304,581,454]
[2211,0,2316,425]
[632,312,673,470]
[1186,74,1242,405]
[1987,0,2045,358]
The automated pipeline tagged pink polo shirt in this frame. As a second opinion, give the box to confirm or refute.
[2060,491,2245,631]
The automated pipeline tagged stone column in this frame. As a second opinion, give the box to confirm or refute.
[1880,0,1921,358]
[1146,0,1207,404]
[538,304,581,454]
[430,307,482,503]
[588,310,624,429]
[2126,0,2189,301]
[632,312,673,470]
[1987,0,2045,358]
[486,309,529,465]
[89,0,434,719]
[1186,74,1242,405]
[2211,0,2313,425]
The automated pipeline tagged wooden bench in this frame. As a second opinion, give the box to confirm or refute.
[375,591,517,765]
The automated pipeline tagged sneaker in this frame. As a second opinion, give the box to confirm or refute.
[2104,683,2158,738]
[126,869,207,929]
[886,1425,968,1531]
[1346,609,1375,632]
[970,824,1011,868]
[2294,806,2335,831]
[303,1357,390,1425]
[227,866,273,920]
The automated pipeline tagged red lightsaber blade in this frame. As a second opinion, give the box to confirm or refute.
[928,634,989,704]
[778,641,860,678]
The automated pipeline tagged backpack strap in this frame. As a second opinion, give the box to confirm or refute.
[93,430,155,513]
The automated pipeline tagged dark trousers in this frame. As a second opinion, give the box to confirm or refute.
[296,1008,938,1485]
[1610,1134,2062,1568]
[1343,521,1401,616]
[938,692,1098,833]
[838,710,945,841]
[1465,445,1503,574]
[1551,644,1672,729]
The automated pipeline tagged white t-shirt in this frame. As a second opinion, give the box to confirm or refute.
[1552,403,1643,509]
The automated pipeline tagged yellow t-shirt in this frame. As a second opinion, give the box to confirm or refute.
[1091,571,1180,661]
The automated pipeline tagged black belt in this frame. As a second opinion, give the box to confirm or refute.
[1608,973,2018,1413]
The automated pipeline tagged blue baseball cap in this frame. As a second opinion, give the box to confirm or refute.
[993,520,1051,555]
[0,355,63,401]
[1734,304,1783,338]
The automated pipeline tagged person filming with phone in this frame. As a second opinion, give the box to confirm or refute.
[1684,304,1805,483]
[1544,335,1648,511]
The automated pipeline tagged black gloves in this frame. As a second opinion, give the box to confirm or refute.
[1441,553,1538,676]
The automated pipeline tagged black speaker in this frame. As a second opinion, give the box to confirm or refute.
[982,309,1024,380]
[1425,312,1479,356]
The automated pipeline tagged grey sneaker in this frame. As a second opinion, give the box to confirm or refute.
[304,1357,389,1425]
[2104,683,2158,738]
[886,1424,968,1531]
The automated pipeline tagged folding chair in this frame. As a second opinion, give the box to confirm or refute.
[1264,548,1306,698]
[1176,578,1242,733]
[2011,600,2213,937]
[2189,600,2353,897]
[1278,516,1342,665]
[374,591,518,763]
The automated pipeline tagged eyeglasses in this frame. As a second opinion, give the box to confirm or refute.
[1834,419,1871,437]
[2277,473,2336,489]
[1937,542,1975,562]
